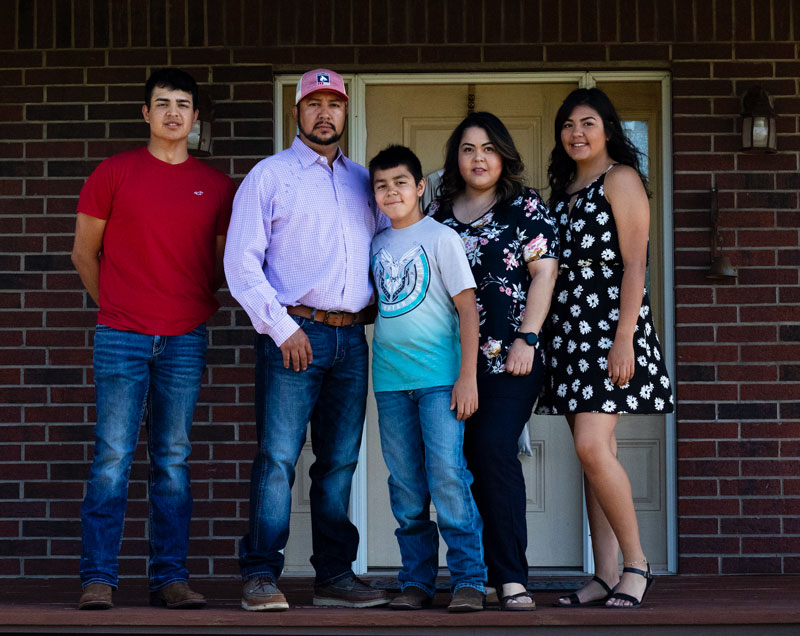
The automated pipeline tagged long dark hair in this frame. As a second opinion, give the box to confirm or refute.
[547,88,649,210]
[438,111,526,208]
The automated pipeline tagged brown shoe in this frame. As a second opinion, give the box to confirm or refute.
[149,582,206,609]
[78,583,113,610]
[313,573,389,608]
[448,586,484,613]
[241,577,289,611]
[389,586,432,610]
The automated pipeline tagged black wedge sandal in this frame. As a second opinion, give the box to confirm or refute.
[605,562,655,609]
[554,575,615,607]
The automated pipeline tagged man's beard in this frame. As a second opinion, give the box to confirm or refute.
[298,121,343,146]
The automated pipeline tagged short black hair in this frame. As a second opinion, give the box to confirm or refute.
[144,68,199,108]
[369,145,424,185]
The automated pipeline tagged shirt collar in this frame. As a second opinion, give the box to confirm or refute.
[291,136,347,169]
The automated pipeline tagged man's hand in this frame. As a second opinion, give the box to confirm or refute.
[451,375,478,421]
[279,328,313,371]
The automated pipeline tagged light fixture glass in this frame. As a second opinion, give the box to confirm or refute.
[741,87,777,153]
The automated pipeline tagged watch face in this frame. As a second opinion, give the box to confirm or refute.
[525,333,538,346]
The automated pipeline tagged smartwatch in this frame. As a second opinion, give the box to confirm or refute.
[517,331,538,347]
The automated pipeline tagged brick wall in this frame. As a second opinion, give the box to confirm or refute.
[0,0,798,578]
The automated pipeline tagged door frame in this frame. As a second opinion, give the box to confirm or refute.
[274,71,677,575]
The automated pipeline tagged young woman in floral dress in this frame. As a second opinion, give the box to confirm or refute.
[537,88,673,608]
[430,112,559,610]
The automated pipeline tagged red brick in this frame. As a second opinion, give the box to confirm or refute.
[675,287,714,304]
[742,460,800,477]
[716,364,777,382]
[677,344,739,363]
[720,516,781,534]
[717,325,776,343]
[678,556,719,575]
[740,383,800,401]
[678,498,740,516]
[676,305,736,325]
[737,153,798,172]
[678,383,737,401]
[718,440,779,459]
[679,459,740,478]
[679,517,718,534]
[672,43,734,59]
[781,441,800,457]
[678,477,717,496]
[738,230,797,248]
[741,344,800,363]
[714,61,774,77]
[679,536,739,554]
[722,557,781,574]
[740,305,799,322]
[673,116,734,133]
[674,154,735,171]
[741,421,800,438]
[737,268,798,286]
[743,537,800,554]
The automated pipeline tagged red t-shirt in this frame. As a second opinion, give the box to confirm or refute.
[77,147,235,335]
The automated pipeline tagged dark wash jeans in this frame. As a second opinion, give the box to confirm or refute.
[239,316,368,585]
[80,324,207,591]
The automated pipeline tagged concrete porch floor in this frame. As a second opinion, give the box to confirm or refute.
[0,575,799,634]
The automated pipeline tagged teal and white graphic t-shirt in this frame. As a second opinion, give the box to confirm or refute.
[371,215,476,392]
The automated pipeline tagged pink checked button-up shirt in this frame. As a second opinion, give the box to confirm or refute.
[224,137,388,346]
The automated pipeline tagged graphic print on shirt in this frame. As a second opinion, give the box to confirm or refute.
[372,244,430,318]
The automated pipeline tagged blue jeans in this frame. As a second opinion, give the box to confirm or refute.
[375,386,486,596]
[239,317,368,585]
[80,324,207,591]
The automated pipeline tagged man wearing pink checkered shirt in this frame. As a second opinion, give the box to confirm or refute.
[224,69,389,611]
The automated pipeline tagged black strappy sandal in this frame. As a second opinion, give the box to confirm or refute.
[500,590,536,611]
[554,575,614,607]
[605,562,655,609]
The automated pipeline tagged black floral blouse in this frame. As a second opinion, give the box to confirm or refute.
[431,187,559,377]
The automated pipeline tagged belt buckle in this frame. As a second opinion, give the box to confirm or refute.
[322,310,343,326]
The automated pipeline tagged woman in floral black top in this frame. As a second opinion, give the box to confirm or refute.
[430,112,559,610]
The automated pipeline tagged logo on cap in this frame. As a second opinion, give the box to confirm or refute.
[316,73,330,86]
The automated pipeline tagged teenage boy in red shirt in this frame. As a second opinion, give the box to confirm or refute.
[72,68,234,611]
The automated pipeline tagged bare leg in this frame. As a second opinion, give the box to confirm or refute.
[556,415,619,604]
[567,413,648,607]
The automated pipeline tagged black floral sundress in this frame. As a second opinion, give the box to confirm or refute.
[430,187,559,391]
[536,167,674,415]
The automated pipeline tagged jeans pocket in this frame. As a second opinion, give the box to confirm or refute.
[290,315,308,329]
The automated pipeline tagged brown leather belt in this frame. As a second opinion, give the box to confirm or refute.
[286,304,375,327]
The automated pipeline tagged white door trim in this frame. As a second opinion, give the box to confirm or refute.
[274,71,677,576]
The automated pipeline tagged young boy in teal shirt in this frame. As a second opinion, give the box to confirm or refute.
[369,145,487,612]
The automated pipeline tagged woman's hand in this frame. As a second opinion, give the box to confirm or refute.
[505,338,535,376]
[607,338,635,386]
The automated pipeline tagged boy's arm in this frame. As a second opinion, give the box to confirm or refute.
[451,287,479,420]
[71,212,107,307]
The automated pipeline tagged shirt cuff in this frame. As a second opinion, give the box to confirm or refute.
[270,313,300,347]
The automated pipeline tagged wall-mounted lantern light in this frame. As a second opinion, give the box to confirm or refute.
[188,89,214,156]
[741,86,777,153]
[706,187,737,280]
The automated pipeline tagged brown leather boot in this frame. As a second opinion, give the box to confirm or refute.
[78,583,114,610]
[149,582,207,609]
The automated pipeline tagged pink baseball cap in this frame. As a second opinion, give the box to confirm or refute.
[295,69,348,105]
